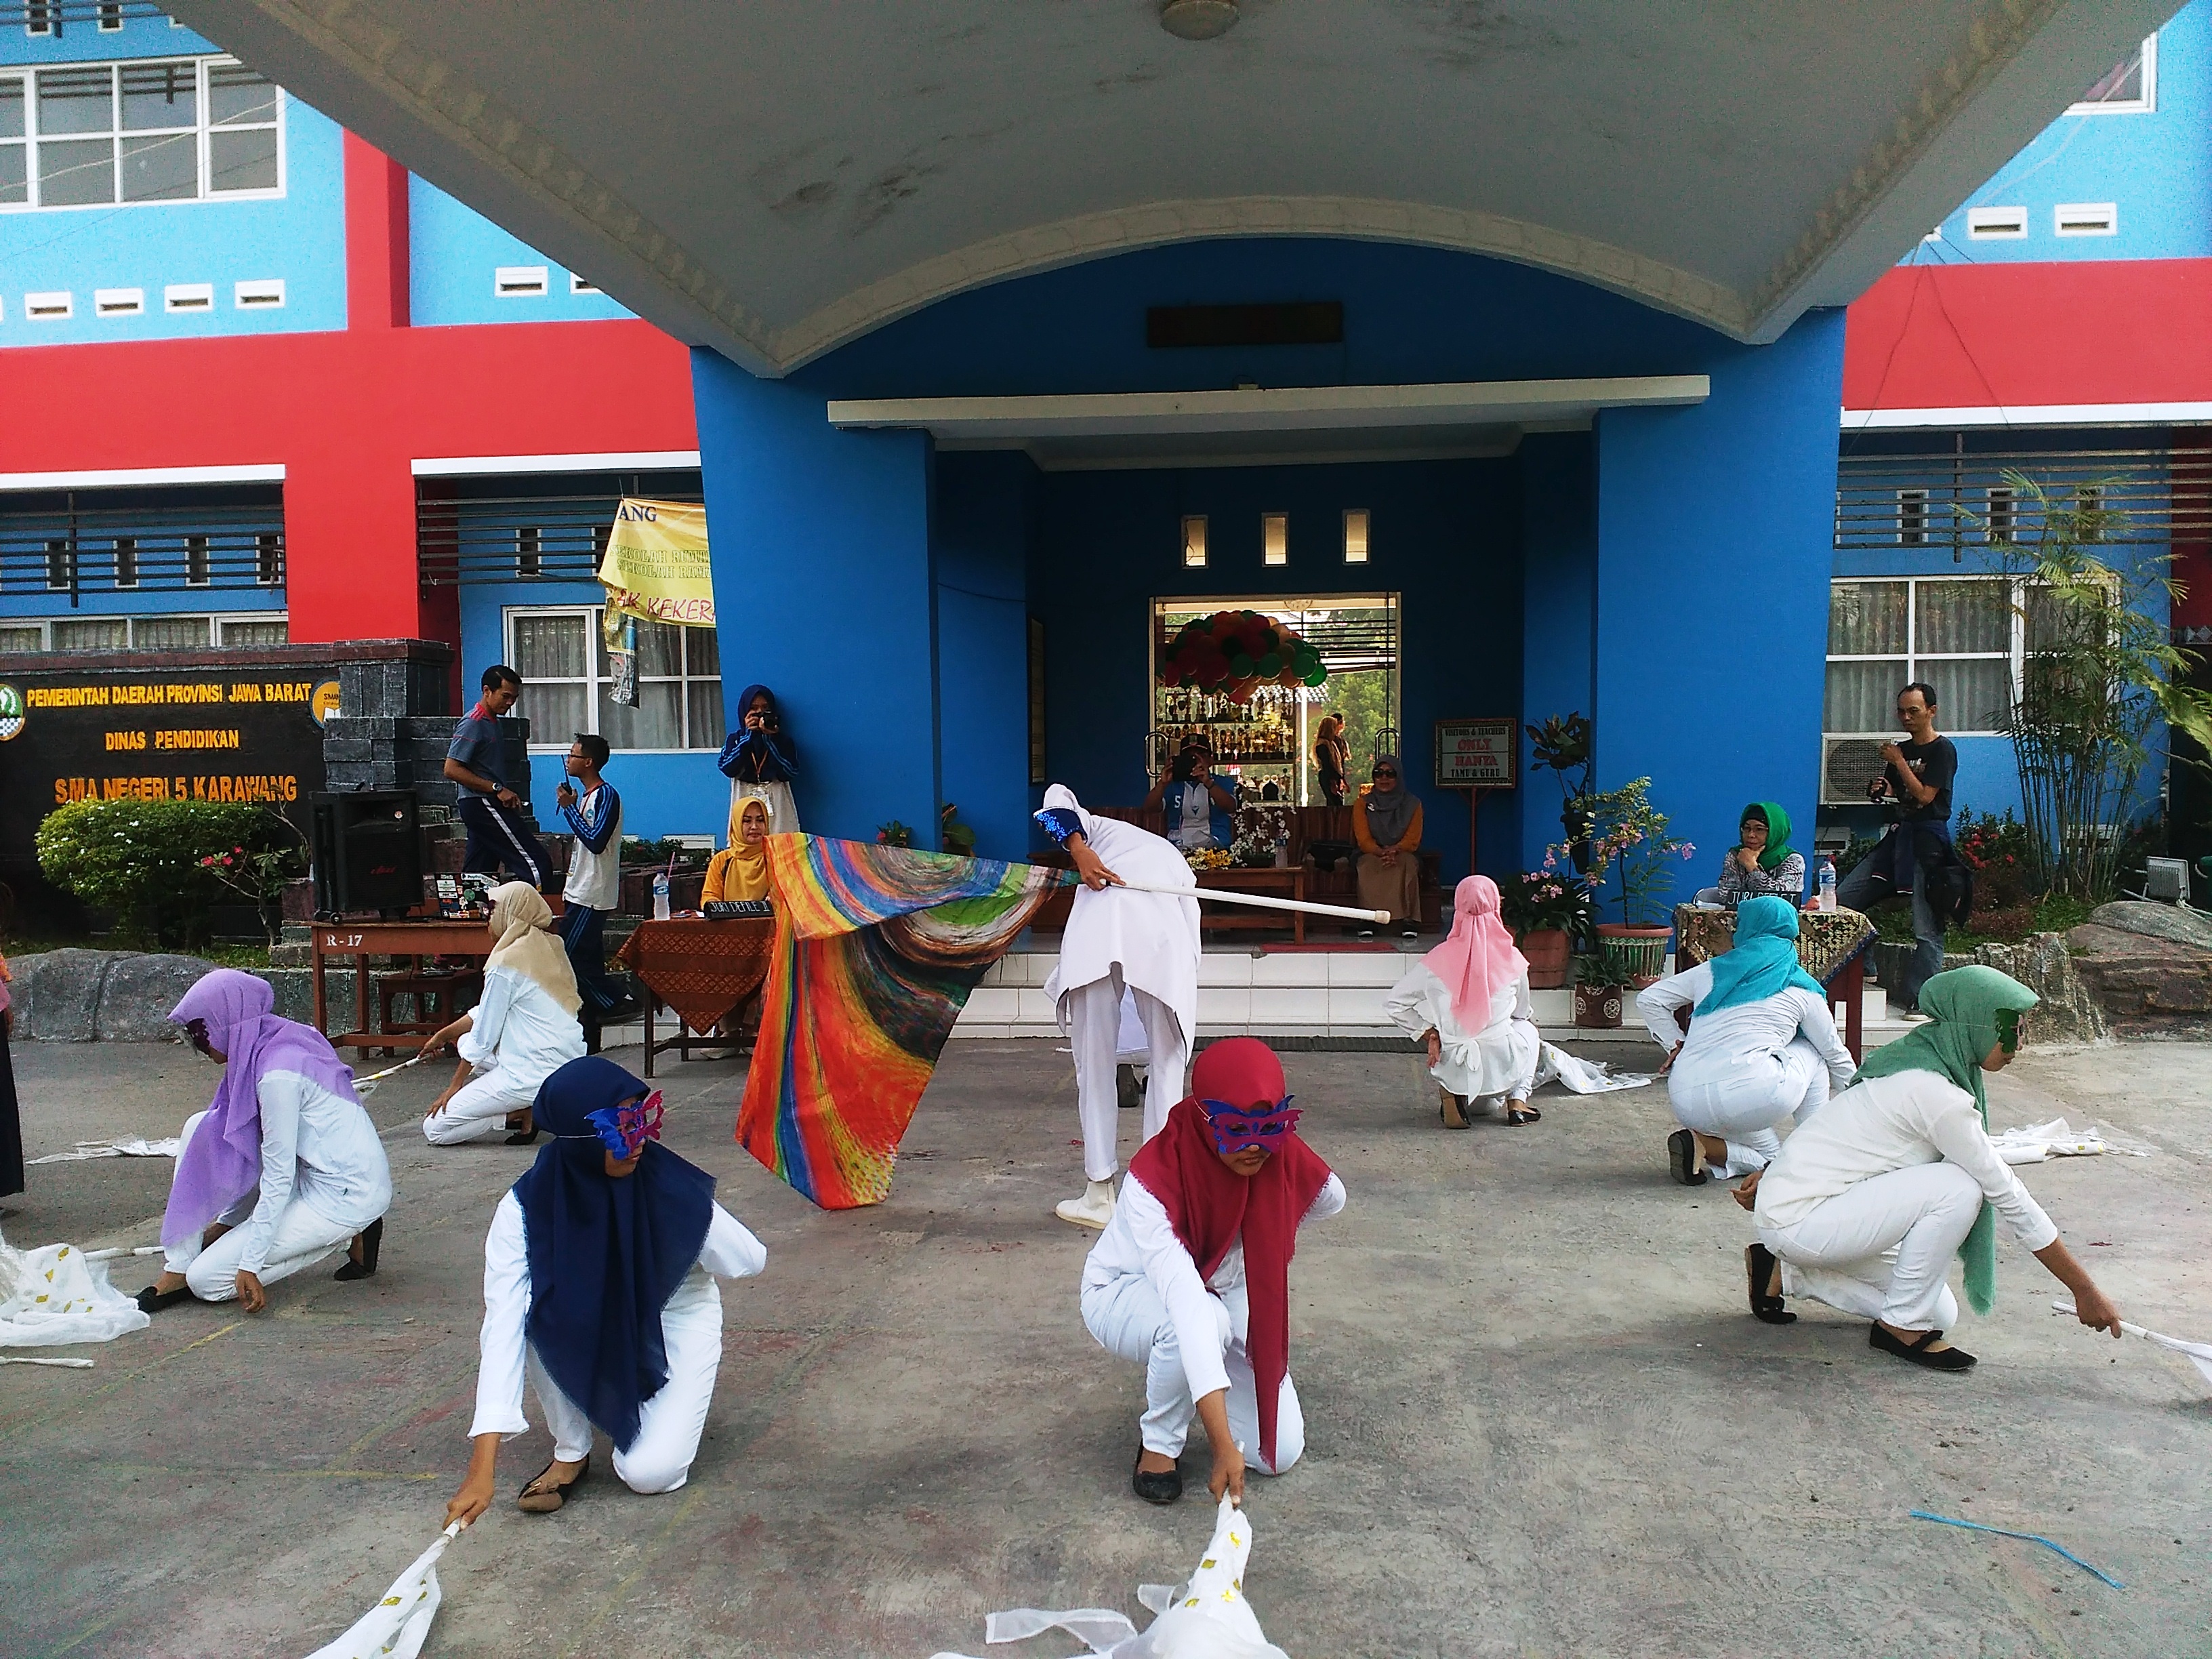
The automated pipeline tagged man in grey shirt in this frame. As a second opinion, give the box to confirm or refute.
[445,663,550,890]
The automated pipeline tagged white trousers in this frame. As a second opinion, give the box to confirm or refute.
[424,1068,535,1145]
[1758,1161,1979,1332]
[1669,1038,1832,1178]
[1067,972,1187,1184]
[161,1111,356,1296]
[1080,1271,1304,1473]
[529,1277,724,1494]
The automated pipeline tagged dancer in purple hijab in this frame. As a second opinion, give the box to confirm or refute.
[138,970,394,1314]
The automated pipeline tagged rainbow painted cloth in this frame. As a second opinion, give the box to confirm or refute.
[739,834,1071,1208]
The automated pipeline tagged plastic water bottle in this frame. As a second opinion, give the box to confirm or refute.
[652,869,672,921]
[1818,857,1838,913]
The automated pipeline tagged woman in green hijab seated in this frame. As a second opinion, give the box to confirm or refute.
[1709,802,1806,905]
[1737,966,2123,1370]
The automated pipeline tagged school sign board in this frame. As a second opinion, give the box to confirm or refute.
[0,658,338,872]
[1435,718,1518,790]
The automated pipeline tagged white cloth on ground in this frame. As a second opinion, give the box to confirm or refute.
[929,1496,1291,1659]
[27,1136,180,1164]
[1993,1117,2108,1164]
[163,1069,392,1278]
[302,1524,456,1659]
[1754,1069,2057,1250]
[1069,973,1187,1182]
[468,1189,765,1492]
[1758,1160,1978,1331]
[1639,962,1856,1176]
[428,967,587,1144]
[0,1227,150,1347]
[1532,1043,1654,1094]
[1080,1168,1344,1458]
[1384,961,1538,1103]
[1040,785,1201,1051]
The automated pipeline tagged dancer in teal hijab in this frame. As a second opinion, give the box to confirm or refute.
[1694,897,1824,1015]
[1746,965,2126,1370]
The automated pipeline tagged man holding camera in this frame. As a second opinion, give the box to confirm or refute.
[1837,681,1961,1014]
[1142,743,1238,851]
[445,663,552,892]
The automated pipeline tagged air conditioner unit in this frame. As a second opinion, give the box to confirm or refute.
[1820,736,1889,806]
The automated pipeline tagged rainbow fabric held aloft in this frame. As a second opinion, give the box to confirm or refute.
[738,834,1071,1208]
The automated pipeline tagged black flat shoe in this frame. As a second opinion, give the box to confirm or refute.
[1439,1088,1470,1130]
[1131,1450,1183,1506]
[135,1284,194,1313]
[1667,1128,1708,1187]
[1504,1103,1540,1126]
[504,1109,539,1145]
[1745,1242,1796,1325]
[333,1216,384,1282]
[517,1454,592,1513]
[1869,1323,1977,1370]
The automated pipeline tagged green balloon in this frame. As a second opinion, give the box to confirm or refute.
[1258,652,1282,676]
[1304,666,1328,686]
[1228,653,1253,677]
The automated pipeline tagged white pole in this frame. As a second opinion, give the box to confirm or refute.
[1110,879,1389,924]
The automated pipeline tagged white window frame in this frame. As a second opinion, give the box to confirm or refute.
[0,56,285,213]
[495,265,548,298]
[502,604,724,754]
[1824,576,2021,739]
[1966,205,2028,240]
[3,611,288,651]
[2054,202,2117,237]
[2068,35,2156,115]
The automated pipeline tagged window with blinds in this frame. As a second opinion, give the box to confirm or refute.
[504,606,724,752]
[1826,578,2016,735]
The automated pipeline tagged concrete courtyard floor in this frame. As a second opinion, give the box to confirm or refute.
[1,1033,2208,1659]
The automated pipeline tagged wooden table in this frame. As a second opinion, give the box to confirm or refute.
[615,916,778,1076]
[311,919,495,1054]
[1195,866,1308,944]
[1671,903,1879,1061]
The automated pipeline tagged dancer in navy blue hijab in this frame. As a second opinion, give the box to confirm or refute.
[446,1057,766,1521]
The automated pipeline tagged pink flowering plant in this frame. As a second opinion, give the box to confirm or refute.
[199,822,306,947]
[1561,777,1695,926]
[1500,867,1593,941]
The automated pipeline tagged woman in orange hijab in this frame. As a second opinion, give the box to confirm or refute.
[703,796,773,904]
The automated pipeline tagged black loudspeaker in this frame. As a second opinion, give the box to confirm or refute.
[312,791,422,918]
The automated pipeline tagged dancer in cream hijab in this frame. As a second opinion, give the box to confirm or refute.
[422,882,587,1145]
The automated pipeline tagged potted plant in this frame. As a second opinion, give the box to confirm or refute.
[1526,712,1595,872]
[1574,776,1695,986]
[1572,950,1631,1029]
[1500,867,1590,989]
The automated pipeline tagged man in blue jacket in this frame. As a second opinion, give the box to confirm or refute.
[555,732,637,1033]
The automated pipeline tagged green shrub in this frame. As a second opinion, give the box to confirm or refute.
[35,797,300,946]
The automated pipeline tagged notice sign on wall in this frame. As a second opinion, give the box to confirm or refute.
[1434,717,1518,790]
[0,667,337,869]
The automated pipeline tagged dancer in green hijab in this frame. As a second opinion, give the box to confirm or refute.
[1737,966,2122,1369]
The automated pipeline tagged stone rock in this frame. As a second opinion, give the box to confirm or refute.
[1965,933,2108,1045]
[2066,922,2212,1038]
[2088,899,2212,953]
[13,948,115,1041]
[97,953,222,1041]
[262,966,354,1028]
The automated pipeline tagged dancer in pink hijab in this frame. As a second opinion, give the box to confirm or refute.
[1383,876,1542,1128]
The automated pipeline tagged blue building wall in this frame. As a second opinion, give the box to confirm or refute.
[692,237,1849,897]
[0,16,346,343]
[407,177,636,327]
[1517,432,1599,868]
[1925,3,2209,263]
[935,451,1038,861]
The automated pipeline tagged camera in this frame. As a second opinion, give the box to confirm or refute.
[1170,752,1195,781]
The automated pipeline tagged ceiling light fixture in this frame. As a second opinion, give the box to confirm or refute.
[1160,0,1239,41]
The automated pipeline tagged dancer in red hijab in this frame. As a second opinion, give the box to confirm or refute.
[1078,1038,1343,1505]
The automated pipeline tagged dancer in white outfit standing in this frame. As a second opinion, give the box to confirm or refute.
[1035,784,1200,1229]
[1638,897,1853,1185]
[1741,966,2123,1370]
[446,1057,767,1521]
[138,970,392,1314]
[422,882,587,1146]
[1082,1039,1342,1505]
[1385,874,1542,1128]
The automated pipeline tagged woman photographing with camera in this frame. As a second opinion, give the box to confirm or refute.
[718,683,800,833]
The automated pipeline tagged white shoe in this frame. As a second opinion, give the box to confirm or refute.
[1055,1178,1118,1230]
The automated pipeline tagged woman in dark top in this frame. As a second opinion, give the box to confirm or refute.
[718,683,800,832]
[1313,713,1349,807]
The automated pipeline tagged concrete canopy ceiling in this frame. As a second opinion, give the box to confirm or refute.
[171,1,2181,376]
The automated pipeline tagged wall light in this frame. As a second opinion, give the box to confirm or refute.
[1182,515,1208,568]
[1262,512,1288,566]
[1343,508,1370,564]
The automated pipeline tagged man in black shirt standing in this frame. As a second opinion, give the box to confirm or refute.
[1836,681,1960,1012]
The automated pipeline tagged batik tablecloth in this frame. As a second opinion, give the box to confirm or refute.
[615,916,777,1034]
[1672,903,1878,987]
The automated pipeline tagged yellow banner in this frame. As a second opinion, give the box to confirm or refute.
[598,498,715,628]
